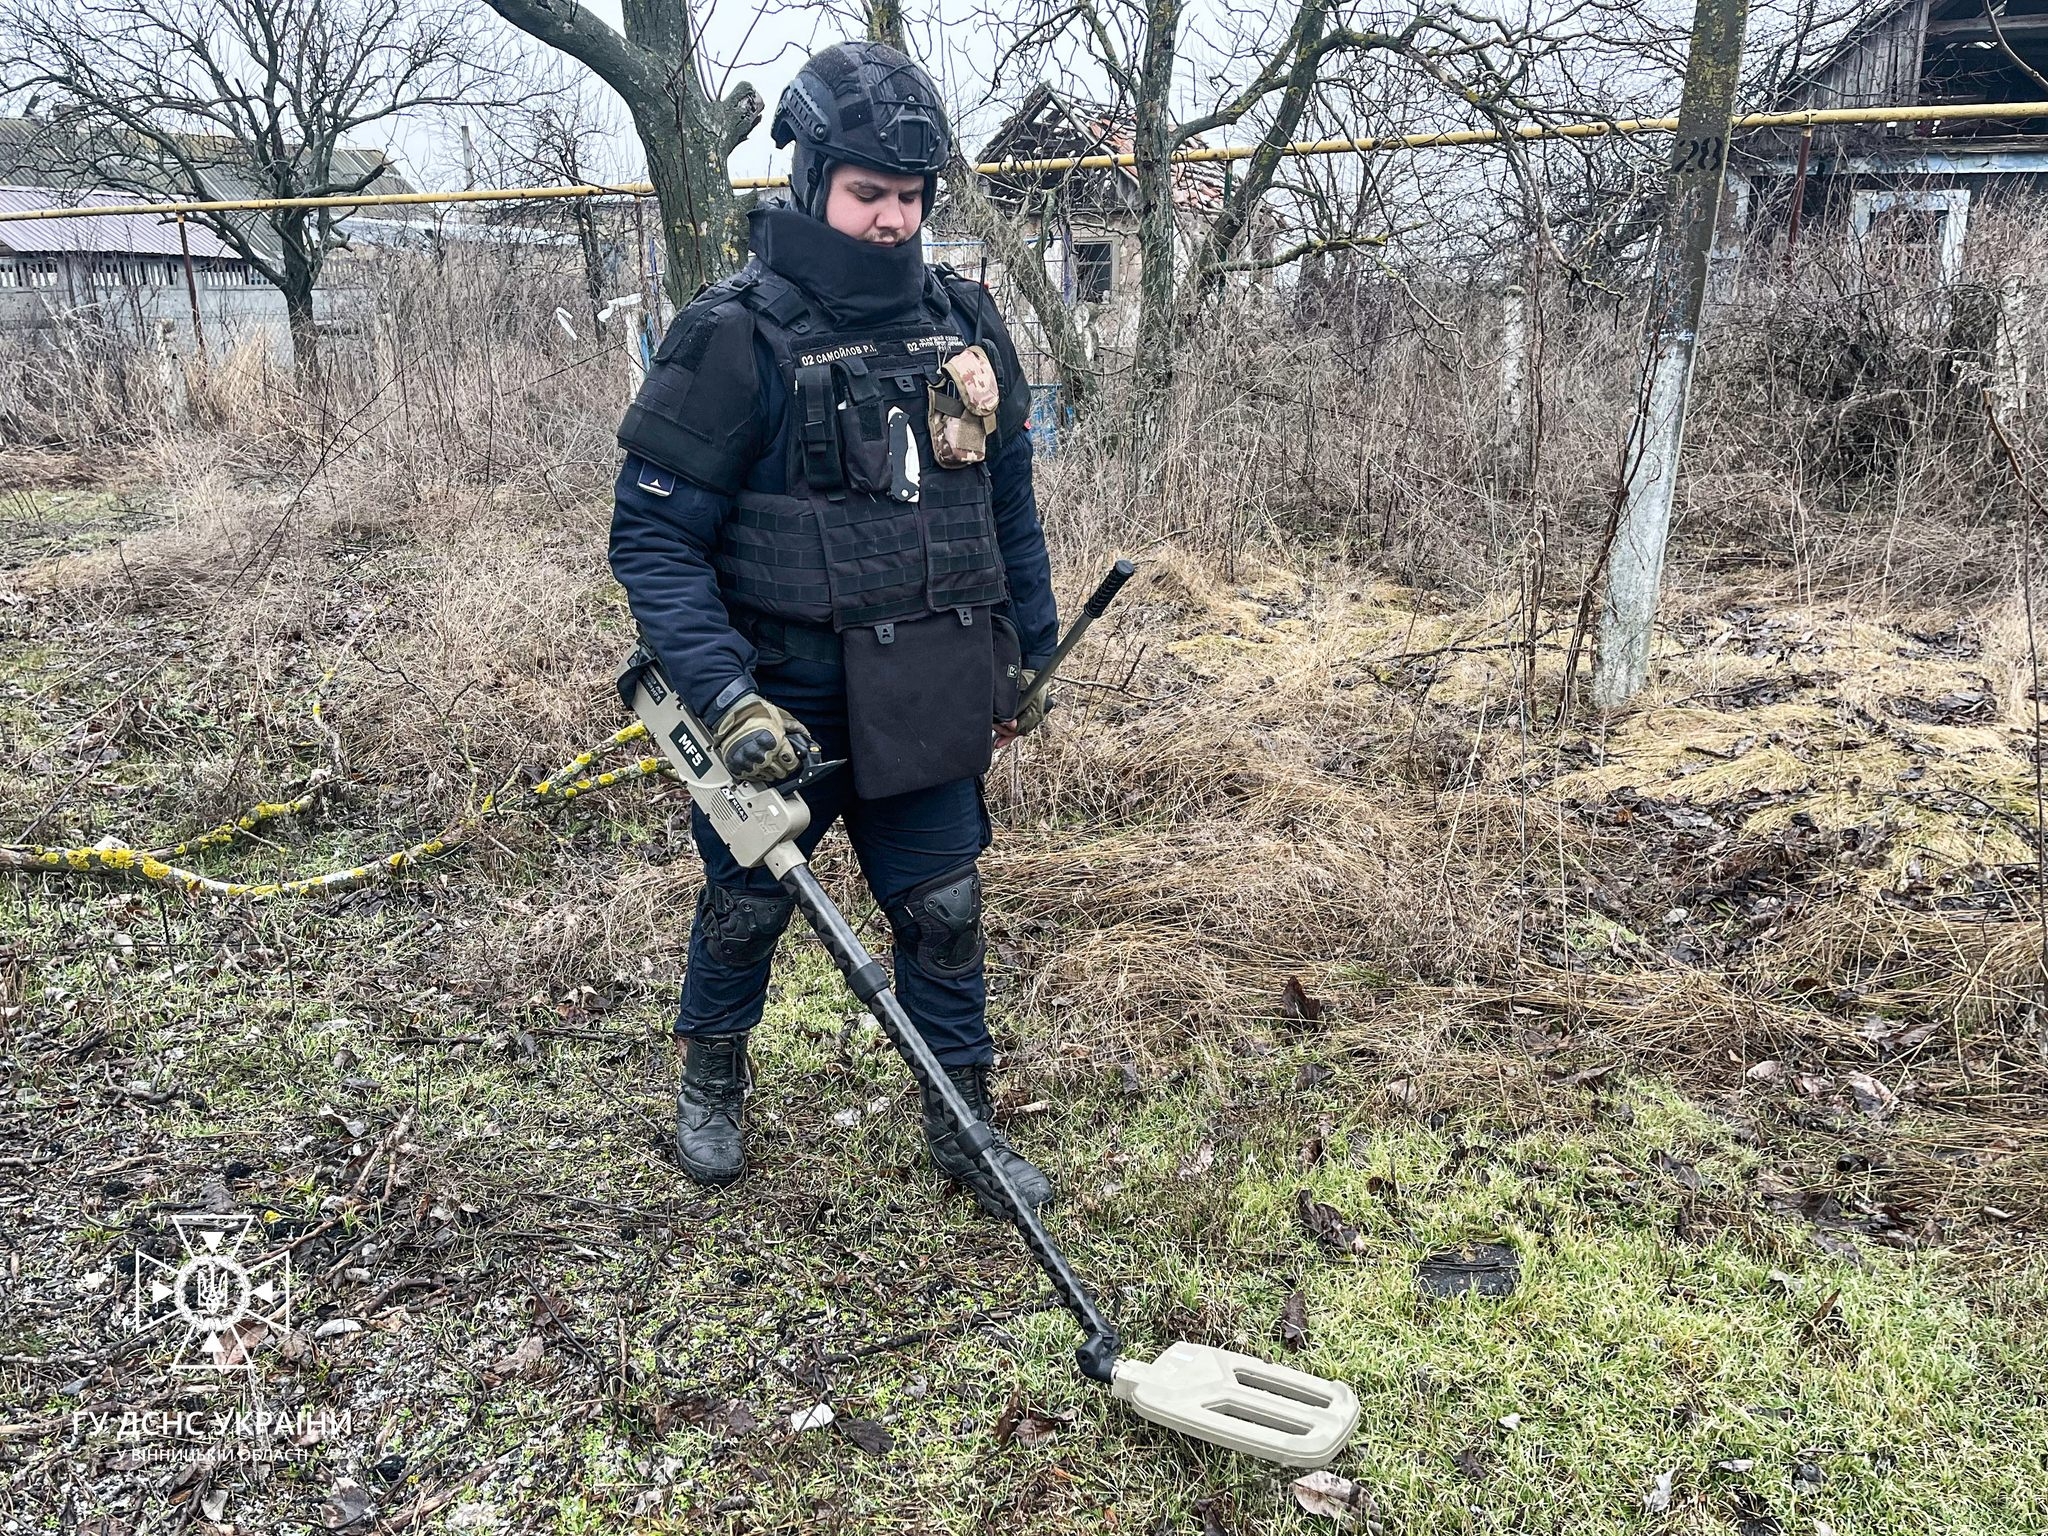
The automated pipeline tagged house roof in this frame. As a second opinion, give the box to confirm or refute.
[0,117,415,259]
[1772,0,2048,113]
[0,184,239,258]
[973,84,1230,218]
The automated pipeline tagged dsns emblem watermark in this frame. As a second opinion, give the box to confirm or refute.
[131,1213,291,1372]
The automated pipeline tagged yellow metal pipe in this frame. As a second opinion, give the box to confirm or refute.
[2,99,2044,224]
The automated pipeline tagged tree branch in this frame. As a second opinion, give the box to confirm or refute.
[483,0,659,104]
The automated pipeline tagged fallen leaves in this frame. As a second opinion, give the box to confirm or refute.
[1842,1070,1898,1118]
[1276,1288,1309,1351]
[715,1400,760,1436]
[837,1417,891,1456]
[213,1316,267,1368]
[1300,1127,1327,1171]
[1651,1149,1701,1190]
[994,1390,1072,1448]
[319,1481,375,1530]
[1294,1188,1366,1256]
[1281,975,1326,1027]
[487,1333,544,1381]
[1291,1469,1372,1525]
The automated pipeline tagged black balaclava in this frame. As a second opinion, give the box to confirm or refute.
[747,200,930,328]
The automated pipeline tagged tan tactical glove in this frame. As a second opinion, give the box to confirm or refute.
[711,692,813,784]
[1009,668,1050,738]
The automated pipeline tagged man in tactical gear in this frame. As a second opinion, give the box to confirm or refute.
[608,40,1060,1217]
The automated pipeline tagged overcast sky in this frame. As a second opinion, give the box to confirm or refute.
[373,0,1838,198]
[396,0,1083,191]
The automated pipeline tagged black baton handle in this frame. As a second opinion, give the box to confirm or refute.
[1082,559,1137,619]
[1016,557,1138,723]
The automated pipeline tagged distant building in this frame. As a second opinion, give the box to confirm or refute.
[925,84,1277,390]
[1745,0,2048,280]
[0,184,271,339]
[0,116,415,352]
[963,84,1246,307]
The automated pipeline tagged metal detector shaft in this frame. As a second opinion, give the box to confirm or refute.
[770,852,1123,1383]
[1015,558,1136,723]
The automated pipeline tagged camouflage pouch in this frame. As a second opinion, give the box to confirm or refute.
[927,344,1001,468]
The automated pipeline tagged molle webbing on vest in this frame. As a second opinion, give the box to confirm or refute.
[794,364,844,493]
[712,270,1006,632]
[720,493,835,619]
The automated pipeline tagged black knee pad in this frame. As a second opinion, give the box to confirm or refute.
[695,883,795,969]
[889,862,984,980]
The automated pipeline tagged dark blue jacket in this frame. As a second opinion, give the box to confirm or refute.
[609,314,1059,724]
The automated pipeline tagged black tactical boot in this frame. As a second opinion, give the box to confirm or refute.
[920,1062,1053,1216]
[675,1035,749,1186]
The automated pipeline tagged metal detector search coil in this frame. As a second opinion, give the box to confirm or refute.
[1112,1342,1361,1468]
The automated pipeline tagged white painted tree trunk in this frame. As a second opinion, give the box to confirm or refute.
[1593,337,1697,709]
[1994,277,2031,423]
[1587,0,1747,711]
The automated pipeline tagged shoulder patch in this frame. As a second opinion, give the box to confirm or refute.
[636,463,676,497]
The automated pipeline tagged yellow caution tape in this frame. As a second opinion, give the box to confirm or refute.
[2,718,675,899]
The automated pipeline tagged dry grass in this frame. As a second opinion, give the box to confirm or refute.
[4,234,2048,1531]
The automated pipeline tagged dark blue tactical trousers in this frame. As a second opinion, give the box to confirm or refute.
[674,644,996,1068]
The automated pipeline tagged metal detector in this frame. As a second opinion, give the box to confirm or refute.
[622,560,1360,1468]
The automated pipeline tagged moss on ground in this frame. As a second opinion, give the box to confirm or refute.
[5,516,2047,1533]
[7,875,2045,1533]
[0,487,162,569]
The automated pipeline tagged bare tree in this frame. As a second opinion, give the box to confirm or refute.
[1,0,493,370]
[471,74,634,334]
[980,0,1581,408]
[481,0,763,302]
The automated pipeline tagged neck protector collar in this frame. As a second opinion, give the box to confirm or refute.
[749,202,930,328]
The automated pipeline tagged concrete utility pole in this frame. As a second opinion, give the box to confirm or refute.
[1591,0,1749,710]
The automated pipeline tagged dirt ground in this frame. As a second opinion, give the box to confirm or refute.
[2,446,2045,1535]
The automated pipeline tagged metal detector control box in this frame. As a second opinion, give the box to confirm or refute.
[621,648,811,868]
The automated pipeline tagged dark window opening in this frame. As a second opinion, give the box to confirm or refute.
[1072,240,1112,302]
[1867,206,1946,245]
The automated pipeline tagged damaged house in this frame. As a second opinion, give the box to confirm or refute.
[927,84,1277,384]
[1747,0,2048,281]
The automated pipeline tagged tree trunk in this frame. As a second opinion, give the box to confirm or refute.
[1130,0,1185,408]
[944,155,1097,416]
[1188,0,1329,296]
[638,106,750,304]
[277,215,320,375]
[573,200,606,333]
[868,0,907,48]
[486,0,762,306]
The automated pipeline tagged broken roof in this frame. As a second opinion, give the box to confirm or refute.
[973,84,1230,219]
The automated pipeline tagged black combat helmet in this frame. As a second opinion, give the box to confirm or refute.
[772,41,952,218]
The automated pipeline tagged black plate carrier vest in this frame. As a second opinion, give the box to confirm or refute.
[713,261,1008,632]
